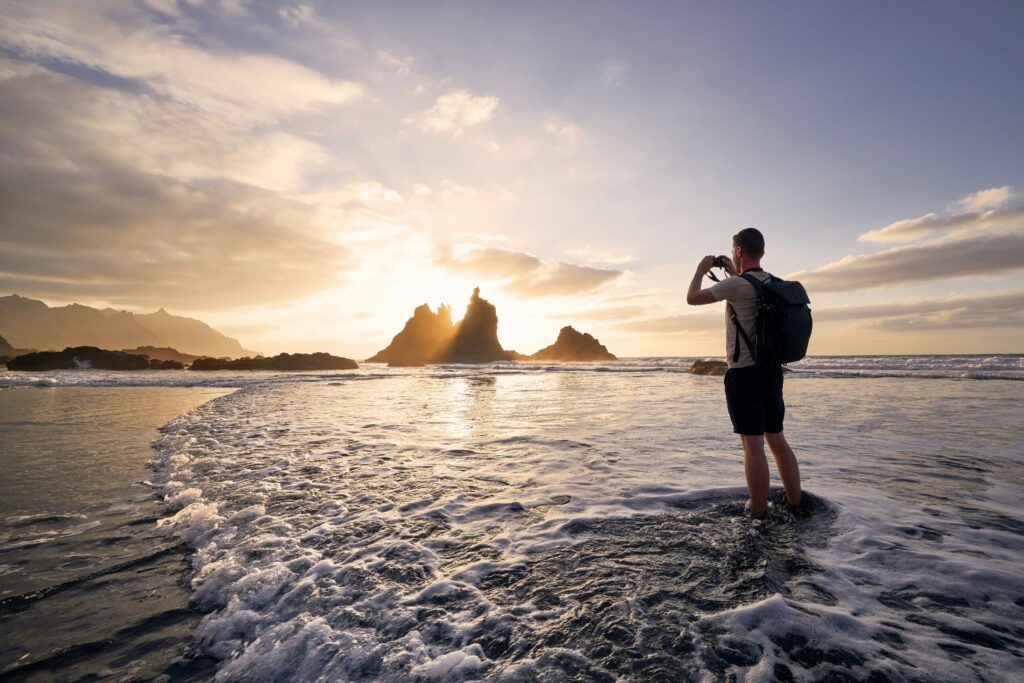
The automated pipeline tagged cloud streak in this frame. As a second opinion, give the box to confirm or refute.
[436,245,624,298]
[795,231,1024,293]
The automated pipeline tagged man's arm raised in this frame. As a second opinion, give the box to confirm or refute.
[687,255,719,306]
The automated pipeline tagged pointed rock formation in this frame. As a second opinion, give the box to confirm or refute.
[433,288,511,364]
[366,303,455,366]
[530,326,617,361]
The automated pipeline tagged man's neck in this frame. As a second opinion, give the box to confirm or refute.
[739,260,762,273]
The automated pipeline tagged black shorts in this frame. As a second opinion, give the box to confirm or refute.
[724,365,785,436]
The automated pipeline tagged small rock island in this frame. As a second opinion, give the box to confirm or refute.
[531,326,617,361]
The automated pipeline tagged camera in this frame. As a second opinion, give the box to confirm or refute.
[712,256,727,269]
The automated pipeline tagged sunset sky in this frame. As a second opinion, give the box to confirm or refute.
[2,1,1023,358]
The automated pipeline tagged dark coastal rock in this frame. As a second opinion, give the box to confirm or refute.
[433,288,513,364]
[530,326,617,361]
[368,288,516,366]
[366,304,454,366]
[190,352,358,371]
[123,346,202,364]
[7,346,153,371]
[689,359,728,376]
[149,359,185,370]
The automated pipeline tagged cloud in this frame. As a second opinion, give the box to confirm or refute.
[859,187,1021,243]
[545,122,584,145]
[550,305,646,321]
[796,188,1024,292]
[795,231,1024,293]
[377,50,413,75]
[958,186,1015,212]
[616,312,718,334]
[813,232,1024,293]
[0,60,351,310]
[0,2,361,126]
[815,291,1024,331]
[437,246,542,279]
[417,90,498,135]
[435,245,624,298]
[616,290,1024,336]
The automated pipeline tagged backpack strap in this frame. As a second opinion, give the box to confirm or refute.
[727,303,755,363]
[728,273,770,363]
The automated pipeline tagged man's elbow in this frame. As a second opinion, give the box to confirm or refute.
[687,291,716,306]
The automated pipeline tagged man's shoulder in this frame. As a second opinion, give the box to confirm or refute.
[712,274,759,300]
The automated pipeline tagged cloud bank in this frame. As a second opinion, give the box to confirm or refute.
[796,187,1024,292]
[0,58,351,309]
[436,245,624,298]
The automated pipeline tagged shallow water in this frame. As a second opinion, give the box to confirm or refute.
[0,387,229,680]
[2,358,1023,681]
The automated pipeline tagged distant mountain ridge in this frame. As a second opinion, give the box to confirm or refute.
[0,294,252,358]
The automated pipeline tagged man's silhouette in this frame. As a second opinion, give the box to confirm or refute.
[686,228,802,517]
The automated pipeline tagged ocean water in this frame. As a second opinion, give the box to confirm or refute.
[1,356,1023,681]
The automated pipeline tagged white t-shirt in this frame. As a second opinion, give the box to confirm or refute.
[709,271,772,369]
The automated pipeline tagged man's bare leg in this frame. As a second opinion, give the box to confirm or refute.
[740,435,770,517]
[766,431,802,506]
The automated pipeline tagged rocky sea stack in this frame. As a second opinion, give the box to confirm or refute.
[368,288,516,366]
[190,352,357,371]
[530,326,616,362]
[366,304,454,366]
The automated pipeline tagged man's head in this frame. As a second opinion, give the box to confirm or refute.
[732,227,764,269]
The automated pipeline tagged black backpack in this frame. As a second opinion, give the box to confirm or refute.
[728,272,812,367]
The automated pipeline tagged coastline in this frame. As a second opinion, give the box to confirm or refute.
[0,386,231,680]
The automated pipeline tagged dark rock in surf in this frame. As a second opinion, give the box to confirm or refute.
[689,359,728,376]
[530,326,616,361]
[189,352,357,371]
[7,346,153,371]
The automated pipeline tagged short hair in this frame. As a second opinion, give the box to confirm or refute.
[733,227,765,258]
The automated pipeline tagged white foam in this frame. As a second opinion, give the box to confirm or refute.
[145,364,1024,680]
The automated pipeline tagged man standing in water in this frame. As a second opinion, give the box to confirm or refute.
[685,228,802,517]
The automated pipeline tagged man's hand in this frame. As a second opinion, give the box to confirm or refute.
[688,255,720,306]
[718,255,737,276]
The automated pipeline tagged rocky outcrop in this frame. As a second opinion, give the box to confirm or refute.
[122,346,202,364]
[368,288,516,366]
[530,326,616,361]
[190,352,357,371]
[7,346,155,371]
[434,288,512,364]
[689,359,728,376]
[366,304,454,366]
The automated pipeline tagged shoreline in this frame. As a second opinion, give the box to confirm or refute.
[0,386,231,680]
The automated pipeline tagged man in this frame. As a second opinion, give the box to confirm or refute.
[686,227,802,518]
